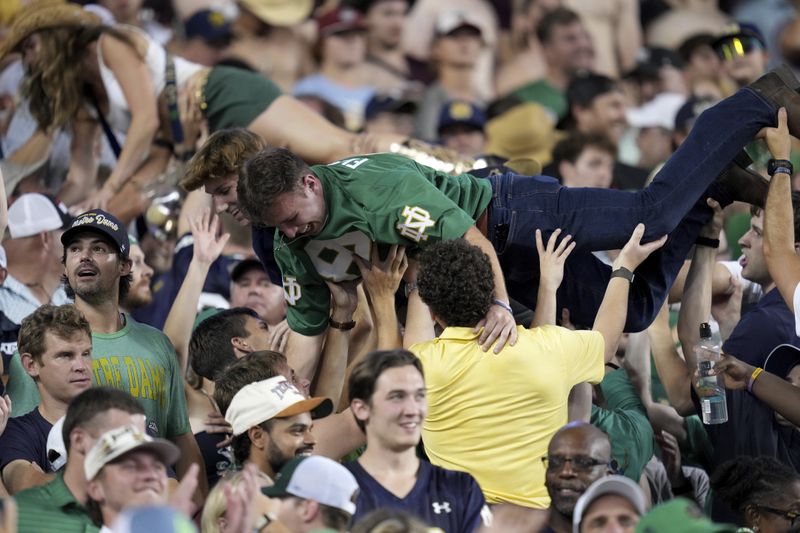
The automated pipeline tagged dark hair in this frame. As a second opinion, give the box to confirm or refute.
[711,456,800,521]
[536,7,581,44]
[231,419,275,466]
[750,192,800,244]
[320,504,352,530]
[677,33,716,63]
[214,350,287,415]
[351,508,432,533]
[237,147,312,225]
[417,239,494,327]
[61,235,133,302]
[189,307,260,381]
[348,350,424,432]
[18,304,91,365]
[62,387,145,454]
[566,73,620,111]
[552,131,617,166]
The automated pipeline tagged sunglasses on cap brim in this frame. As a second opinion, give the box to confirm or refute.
[716,36,764,60]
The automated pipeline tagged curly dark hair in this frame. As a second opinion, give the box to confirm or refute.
[417,239,494,327]
[711,456,800,521]
[237,147,312,225]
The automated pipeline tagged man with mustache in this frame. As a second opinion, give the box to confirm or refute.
[224,376,333,481]
[542,423,614,533]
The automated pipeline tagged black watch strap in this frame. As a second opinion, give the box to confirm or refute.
[329,318,356,330]
[768,159,794,176]
[611,266,635,283]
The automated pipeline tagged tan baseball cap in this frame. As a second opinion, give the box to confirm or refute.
[225,376,333,436]
[84,425,180,481]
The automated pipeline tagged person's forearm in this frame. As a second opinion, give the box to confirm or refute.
[592,278,631,363]
[371,290,402,350]
[623,331,652,404]
[403,290,436,348]
[164,259,212,374]
[531,284,557,327]
[648,321,694,415]
[172,433,209,502]
[315,300,354,403]
[104,116,159,192]
[313,409,365,460]
[463,226,509,302]
[764,171,800,309]
[60,120,101,205]
[4,464,54,494]
[751,369,800,427]
[286,330,327,381]
[677,246,715,370]
[567,383,592,422]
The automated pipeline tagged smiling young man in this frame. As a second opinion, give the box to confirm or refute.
[345,349,489,532]
[0,304,92,494]
[84,424,181,532]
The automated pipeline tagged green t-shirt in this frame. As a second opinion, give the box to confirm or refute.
[510,79,568,122]
[277,153,493,335]
[6,314,190,439]
[14,471,99,533]
[591,369,655,481]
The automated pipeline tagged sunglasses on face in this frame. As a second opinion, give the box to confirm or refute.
[715,36,764,61]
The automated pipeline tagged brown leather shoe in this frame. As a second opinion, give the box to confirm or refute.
[716,153,768,207]
[748,64,800,137]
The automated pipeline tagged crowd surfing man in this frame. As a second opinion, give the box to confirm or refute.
[235,64,800,377]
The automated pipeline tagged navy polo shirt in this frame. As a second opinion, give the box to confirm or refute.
[345,459,488,533]
[0,407,52,474]
[723,288,800,367]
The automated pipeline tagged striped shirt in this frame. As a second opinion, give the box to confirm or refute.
[13,471,99,533]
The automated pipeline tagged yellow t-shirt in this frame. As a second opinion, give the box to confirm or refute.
[410,325,605,508]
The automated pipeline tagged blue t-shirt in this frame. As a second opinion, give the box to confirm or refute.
[131,233,239,329]
[345,459,488,533]
[0,407,52,474]
[251,226,283,286]
[723,288,800,367]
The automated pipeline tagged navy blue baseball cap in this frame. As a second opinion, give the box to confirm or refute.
[365,94,418,120]
[184,8,233,46]
[61,209,130,258]
[764,344,800,378]
[437,100,486,135]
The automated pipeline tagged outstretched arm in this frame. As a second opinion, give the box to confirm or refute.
[462,225,518,353]
[593,224,667,363]
[355,245,407,350]
[763,108,800,317]
[532,229,575,327]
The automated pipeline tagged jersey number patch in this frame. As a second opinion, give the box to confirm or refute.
[397,205,436,242]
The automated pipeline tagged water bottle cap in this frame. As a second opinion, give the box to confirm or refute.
[699,322,712,339]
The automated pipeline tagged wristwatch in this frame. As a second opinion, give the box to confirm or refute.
[768,159,794,176]
[610,266,635,283]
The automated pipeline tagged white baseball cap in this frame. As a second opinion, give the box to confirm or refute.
[7,193,72,239]
[572,475,647,533]
[262,456,359,515]
[225,376,333,436]
[0,245,6,269]
[84,425,180,480]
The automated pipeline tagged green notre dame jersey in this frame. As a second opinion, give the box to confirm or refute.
[6,314,190,439]
[277,153,493,336]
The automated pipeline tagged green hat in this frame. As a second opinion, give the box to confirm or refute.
[636,499,737,533]
[192,307,223,332]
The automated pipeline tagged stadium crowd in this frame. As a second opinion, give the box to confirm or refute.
[3,0,800,532]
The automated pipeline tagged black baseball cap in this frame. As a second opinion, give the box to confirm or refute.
[61,209,130,257]
[764,344,800,379]
[230,258,266,282]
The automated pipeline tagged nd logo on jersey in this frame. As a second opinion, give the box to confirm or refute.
[283,276,302,305]
[397,205,436,242]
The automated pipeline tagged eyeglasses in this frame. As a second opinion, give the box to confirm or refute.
[758,506,800,527]
[542,455,609,472]
[715,36,763,61]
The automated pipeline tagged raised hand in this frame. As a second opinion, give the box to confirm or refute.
[613,223,668,272]
[354,244,408,300]
[536,228,575,292]
[475,303,518,354]
[0,395,11,437]
[758,107,791,161]
[190,207,230,266]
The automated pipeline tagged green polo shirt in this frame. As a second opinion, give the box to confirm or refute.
[14,472,99,533]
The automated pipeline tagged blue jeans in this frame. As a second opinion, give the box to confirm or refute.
[487,87,777,331]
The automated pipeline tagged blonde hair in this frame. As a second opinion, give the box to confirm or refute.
[201,469,272,533]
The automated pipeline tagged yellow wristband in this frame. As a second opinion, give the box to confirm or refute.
[747,367,764,393]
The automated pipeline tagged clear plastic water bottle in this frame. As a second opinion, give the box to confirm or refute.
[696,323,728,424]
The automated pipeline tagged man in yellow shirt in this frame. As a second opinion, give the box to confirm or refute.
[406,224,663,508]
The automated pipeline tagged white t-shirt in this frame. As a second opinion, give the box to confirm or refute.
[793,282,800,336]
